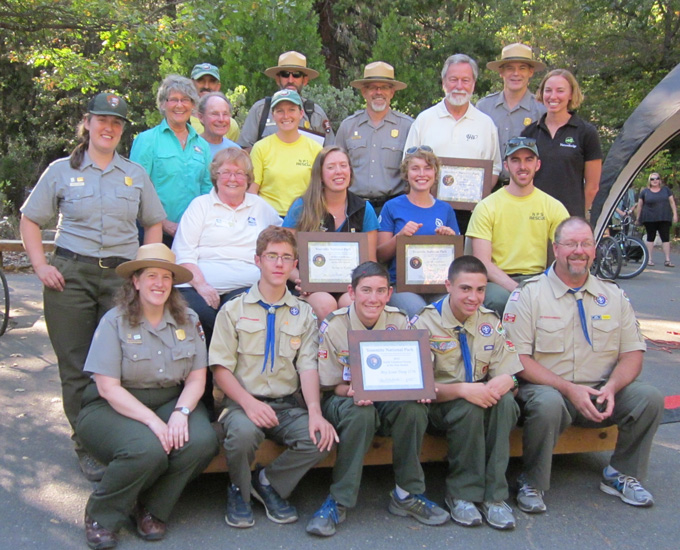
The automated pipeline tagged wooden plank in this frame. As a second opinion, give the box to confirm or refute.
[0,240,55,267]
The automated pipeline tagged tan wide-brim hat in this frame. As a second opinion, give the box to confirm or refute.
[264,51,320,80]
[350,61,407,91]
[487,43,546,72]
[115,243,193,284]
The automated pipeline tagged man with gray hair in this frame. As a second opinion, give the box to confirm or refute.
[190,62,241,142]
[196,92,241,157]
[404,54,502,232]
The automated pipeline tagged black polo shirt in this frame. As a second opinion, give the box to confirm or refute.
[521,112,602,216]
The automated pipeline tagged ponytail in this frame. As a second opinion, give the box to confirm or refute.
[69,115,92,169]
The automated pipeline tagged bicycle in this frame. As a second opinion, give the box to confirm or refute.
[0,265,8,337]
[609,213,649,279]
[593,235,621,279]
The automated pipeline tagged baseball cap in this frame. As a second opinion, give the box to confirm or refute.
[270,89,303,109]
[191,63,220,81]
[504,136,539,158]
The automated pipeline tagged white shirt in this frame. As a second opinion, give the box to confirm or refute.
[172,188,282,292]
[404,100,502,176]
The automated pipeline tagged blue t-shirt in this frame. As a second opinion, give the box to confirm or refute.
[283,197,379,232]
[379,194,460,282]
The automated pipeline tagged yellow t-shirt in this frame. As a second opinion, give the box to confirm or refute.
[466,187,569,274]
[251,134,322,216]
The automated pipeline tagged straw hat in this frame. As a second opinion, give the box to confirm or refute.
[350,62,407,91]
[115,243,193,284]
[486,43,546,72]
[264,51,319,79]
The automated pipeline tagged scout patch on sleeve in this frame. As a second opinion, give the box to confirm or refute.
[503,313,516,323]
[504,340,516,352]
[429,337,457,353]
[196,322,205,341]
[318,349,328,359]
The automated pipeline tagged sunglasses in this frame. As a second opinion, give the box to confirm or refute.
[406,145,434,154]
[278,71,305,79]
[649,176,660,181]
[507,137,537,148]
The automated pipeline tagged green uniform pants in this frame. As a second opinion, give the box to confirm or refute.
[44,255,122,449]
[518,380,663,491]
[429,392,519,502]
[322,395,428,507]
[221,397,330,502]
[76,384,219,532]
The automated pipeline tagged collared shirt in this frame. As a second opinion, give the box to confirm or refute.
[21,152,165,259]
[209,284,318,398]
[403,101,502,176]
[521,113,603,216]
[238,96,334,148]
[476,90,546,156]
[317,303,410,388]
[503,267,646,386]
[206,137,241,158]
[334,109,413,200]
[130,118,213,223]
[84,307,206,389]
[172,189,282,292]
[413,302,522,385]
[466,187,569,274]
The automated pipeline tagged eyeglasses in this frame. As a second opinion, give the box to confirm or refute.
[165,97,193,106]
[649,176,660,181]
[278,71,305,79]
[507,137,537,148]
[216,171,247,181]
[261,253,296,264]
[366,84,393,92]
[406,145,434,154]
[555,240,595,250]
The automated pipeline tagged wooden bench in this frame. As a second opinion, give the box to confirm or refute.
[0,239,55,267]
[203,424,619,474]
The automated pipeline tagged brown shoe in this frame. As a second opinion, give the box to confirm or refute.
[85,513,117,550]
[134,504,166,541]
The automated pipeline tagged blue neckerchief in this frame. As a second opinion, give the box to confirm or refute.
[567,287,592,346]
[455,327,474,383]
[434,296,447,315]
[257,300,282,373]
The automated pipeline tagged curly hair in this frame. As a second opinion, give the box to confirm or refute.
[157,74,199,115]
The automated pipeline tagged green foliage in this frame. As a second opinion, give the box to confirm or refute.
[303,84,363,132]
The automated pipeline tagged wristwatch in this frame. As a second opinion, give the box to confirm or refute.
[511,375,519,390]
[173,406,191,416]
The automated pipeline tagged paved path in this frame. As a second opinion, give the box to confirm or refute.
[1,257,679,550]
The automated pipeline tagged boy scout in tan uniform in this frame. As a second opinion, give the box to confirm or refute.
[413,256,521,530]
[210,227,337,528]
[306,262,447,537]
[503,217,663,514]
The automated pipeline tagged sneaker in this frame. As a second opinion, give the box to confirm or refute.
[306,495,347,537]
[388,490,449,526]
[79,453,106,482]
[516,474,546,514]
[444,496,482,527]
[225,484,254,528]
[600,470,654,507]
[251,467,298,523]
[478,501,516,530]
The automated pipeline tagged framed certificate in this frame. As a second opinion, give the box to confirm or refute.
[298,232,369,293]
[348,329,436,402]
[434,157,494,210]
[395,235,464,293]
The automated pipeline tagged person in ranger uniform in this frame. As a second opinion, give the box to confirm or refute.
[503,217,663,514]
[210,226,338,529]
[476,43,546,183]
[306,261,448,537]
[334,62,413,214]
[413,255,522,530]
[237,51,333,149]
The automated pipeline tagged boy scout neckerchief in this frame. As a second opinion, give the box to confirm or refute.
[567,288,592,346]
[434,297,473,382]
[257,300,283,373]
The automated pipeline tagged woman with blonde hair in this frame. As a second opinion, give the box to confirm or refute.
[636,172,678,266]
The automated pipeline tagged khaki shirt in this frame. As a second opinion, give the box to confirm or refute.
[209,284,318,398]
[413,300,522,384]
[84,307,206,389]
[334,109,413,200]
[318,304,410,389]
[503,267,646,386]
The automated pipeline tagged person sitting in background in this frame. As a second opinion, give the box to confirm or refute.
[377,146,459,317]
[130,74,212,246]
[196,92,241,157]
[77,244,218,549]
[249,89,323,216]
[283,146,379,321]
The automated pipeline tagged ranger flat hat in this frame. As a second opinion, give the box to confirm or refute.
[487,43,546,72]
[264,51,319,80]
[350,62,407,91]
[116,243,193,284]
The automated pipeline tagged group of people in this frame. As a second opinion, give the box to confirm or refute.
[16,43,667,549]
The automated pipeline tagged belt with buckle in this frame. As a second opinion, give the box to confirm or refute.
[55,247,128,269]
